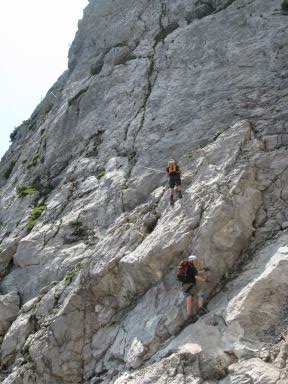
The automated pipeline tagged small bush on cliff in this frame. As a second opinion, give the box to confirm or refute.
[282,0,288,10]
[63,220,87,244]
[64,259,89,285]
[43,100,54,115]
[27,204,45,231]
[64,262,82,284]
[68,86,89,106]
[10,119,33,141]
[183,151,193,158]
[10,126,20,141]
[96,169,106,180]
[16,185,38,197]
[71,220,82,230]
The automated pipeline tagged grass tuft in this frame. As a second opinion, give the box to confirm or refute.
[68,86,89,106]
[27,204,45,231]
[96,169,106,180]
[64,259,89,285]
[16,185,38,197]
[183,151,193,158]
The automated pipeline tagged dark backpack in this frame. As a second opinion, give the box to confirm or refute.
[177,260,198,284]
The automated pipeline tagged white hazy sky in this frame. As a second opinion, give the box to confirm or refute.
[0,0,89,160]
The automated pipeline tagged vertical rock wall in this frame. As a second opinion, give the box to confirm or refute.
[0,0,288,383]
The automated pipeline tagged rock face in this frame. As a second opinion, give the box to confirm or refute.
[0,292,19,338]
[0,0,288,383]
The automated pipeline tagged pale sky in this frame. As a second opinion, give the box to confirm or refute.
[0,0,89,160]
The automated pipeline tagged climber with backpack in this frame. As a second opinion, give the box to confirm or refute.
[177,255,209,318]
[166,159,182,206]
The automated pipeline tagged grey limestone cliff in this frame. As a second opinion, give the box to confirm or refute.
[0,0,288,383]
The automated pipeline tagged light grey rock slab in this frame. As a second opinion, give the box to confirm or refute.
[226,358,280,384]
[0,292,20,336]
[1,313,33,365]
[225,243,288,337]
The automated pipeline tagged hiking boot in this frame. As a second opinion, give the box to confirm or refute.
[182,314,199,327]
[177,191,182,199]
[190,314,200,323]
[170,196,174,206]
[198,306,209,316]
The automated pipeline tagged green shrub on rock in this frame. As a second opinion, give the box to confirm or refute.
[282,0,288,10]
[16,185,38,197]
[96,169,106,180]
[183,151,193,158]
[68,86,89,106]
[10,127,19,141]
[43,100,54,115]
[10,119,32,141]
[27,205,45,231]
[64,259,89,285]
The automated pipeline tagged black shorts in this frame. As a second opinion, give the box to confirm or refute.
[181,283,197,297]
[169,174,181,188]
